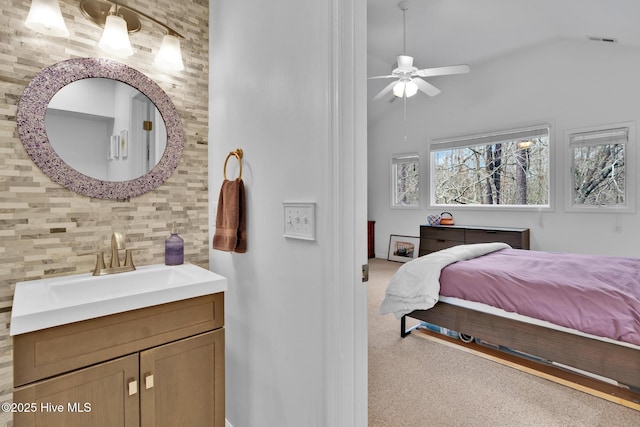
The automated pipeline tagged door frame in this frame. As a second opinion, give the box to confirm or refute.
[326,0,368,425]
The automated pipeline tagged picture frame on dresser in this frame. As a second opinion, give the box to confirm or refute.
[388,235,420,262]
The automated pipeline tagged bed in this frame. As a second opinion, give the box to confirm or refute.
[380,243,640,391]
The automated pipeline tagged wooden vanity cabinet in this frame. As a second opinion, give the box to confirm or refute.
[13,293,225,427]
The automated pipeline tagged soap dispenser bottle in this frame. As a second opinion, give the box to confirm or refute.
[165,222,184,265]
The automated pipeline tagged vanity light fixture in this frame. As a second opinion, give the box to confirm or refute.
[25,0,185,72]
[81,0,185,70]
[25,0,69,37]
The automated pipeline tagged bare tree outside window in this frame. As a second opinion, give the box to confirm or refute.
[391,154,419,208]
[431,127,550,207]
[571,128,627,207]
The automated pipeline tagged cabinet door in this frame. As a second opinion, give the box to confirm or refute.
[13,354,139,427]
[140,329,225,427]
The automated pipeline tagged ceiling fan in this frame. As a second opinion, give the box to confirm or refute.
[370,1,470,101]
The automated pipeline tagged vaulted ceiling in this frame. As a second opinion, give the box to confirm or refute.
[367,0,640,121]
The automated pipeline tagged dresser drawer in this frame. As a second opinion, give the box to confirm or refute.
[420,238,462,255]
[420,227,465,242]
[465,229,527,248]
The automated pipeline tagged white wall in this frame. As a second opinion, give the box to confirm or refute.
[48,78,116,116]
[45,110,110,179]
[209,1,367,426]
[369,39,640,258]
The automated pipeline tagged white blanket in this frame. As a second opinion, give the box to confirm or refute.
[379,243,511,319]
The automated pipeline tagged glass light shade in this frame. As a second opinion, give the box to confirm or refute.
[404,80,418,97]
[25,0,69,37]
[98,15,134,57]
[393,80,418,98]
[154,34,185,72]
[392,81,406,97]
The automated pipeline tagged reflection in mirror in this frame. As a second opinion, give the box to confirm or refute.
[46,78,167,182]
[17,58,184,200]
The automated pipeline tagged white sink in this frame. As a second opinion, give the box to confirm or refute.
[10,263,227,336]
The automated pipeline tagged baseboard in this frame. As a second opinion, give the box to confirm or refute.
[414,328,640,412]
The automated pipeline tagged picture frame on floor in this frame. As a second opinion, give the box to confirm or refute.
[388,234,419,262]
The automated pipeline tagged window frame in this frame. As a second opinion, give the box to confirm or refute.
[564,122,636,213]
[428,123,553,211]
[390,152,420,209]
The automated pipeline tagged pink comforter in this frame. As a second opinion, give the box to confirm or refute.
[439,249,640,346]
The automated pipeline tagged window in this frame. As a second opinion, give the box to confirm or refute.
[430,125,550,207]
[568,125,634,211]
[391,153,419,208]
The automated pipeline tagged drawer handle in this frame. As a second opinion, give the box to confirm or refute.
[485,231,497,234]
[128,380,138,396]
[437,239,445,243]
[145,374,155,390]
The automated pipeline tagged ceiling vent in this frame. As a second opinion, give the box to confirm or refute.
[587,36,618,43]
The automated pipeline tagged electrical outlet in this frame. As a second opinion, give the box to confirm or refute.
[283,203,316,240]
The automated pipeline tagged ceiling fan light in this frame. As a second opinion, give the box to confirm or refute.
[154,34,185,72]
[25,0,69,37]
[98,14,134,57]
[392,81,406,97]
[405,80,418,97]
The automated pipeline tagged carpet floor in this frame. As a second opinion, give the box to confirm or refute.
[367,257,640,427]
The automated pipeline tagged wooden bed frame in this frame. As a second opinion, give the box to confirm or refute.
[401,303,640,391]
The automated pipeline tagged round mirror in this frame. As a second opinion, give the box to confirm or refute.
[46,78,167,182]
[17,58,184,200]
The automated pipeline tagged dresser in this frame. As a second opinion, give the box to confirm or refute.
[419,224,530,256]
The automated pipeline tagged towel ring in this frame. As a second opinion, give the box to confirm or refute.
[223,148,243,180]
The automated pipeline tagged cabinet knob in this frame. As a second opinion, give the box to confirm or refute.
[128,379,138,396]
[145,374,155,389]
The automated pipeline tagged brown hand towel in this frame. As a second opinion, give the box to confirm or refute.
[213,178,247,253]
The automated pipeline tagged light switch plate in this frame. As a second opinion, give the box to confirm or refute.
[283,202,316,240]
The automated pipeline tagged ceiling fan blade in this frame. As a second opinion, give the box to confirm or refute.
[368,75,396,80]
[413,78,441,97]
[372,80,398,100]
[415,64,470,78]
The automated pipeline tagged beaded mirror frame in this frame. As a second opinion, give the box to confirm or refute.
[17,58,184,200]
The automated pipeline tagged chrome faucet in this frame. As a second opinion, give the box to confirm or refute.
[85,232,136,276]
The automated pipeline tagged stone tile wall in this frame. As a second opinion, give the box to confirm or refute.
[0,1,209,424]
